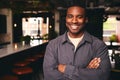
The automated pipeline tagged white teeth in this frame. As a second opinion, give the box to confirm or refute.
[71,25,78,29]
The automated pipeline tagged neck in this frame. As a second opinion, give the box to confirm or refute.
[68,31,84,38]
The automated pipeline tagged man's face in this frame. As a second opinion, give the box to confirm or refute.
[66,6,87,34]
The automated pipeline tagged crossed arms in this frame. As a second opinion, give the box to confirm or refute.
[43,42,111,80]
[58,57,101,73]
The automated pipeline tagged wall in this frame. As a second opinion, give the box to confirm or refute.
[0,8,13,43]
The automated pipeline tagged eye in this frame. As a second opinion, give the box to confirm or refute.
[77,15,84,19]
[66,14,73,18]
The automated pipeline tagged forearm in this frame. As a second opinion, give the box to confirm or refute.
[63,57,111,80]
[43,55,64,80]
[43,67,63,80]
[43,41,64,80]
[63,64,110,80]
[58,57,111,80]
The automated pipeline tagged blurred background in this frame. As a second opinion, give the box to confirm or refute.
[0,0,120,43]
[0,0,120,80]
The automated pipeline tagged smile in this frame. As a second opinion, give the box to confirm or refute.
[71,25,79,29]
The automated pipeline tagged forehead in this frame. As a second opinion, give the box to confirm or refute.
[67,6,85,15]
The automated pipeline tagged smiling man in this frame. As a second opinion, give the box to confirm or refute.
[43,5,111,80]
[66,6,86,37]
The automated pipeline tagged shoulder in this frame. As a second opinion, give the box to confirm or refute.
[91,35,107,48]
[45,35,65,56]
[84,31,106,47]
[86,34,108,58]
[89,35,108,55]
[47,34,64,47]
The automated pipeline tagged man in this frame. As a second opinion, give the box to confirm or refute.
[43,5,111,80]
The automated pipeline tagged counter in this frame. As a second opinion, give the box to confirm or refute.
[0,40,48,58]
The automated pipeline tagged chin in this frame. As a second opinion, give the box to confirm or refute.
[69,30,80,34]
[70,29,84,34]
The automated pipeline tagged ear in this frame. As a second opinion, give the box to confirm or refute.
[65,23,68,27]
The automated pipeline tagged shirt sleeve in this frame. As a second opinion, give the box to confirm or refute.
[43,41,63,80]
[63,43,111,80]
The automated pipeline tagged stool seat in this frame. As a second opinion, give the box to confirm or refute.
[14,61,30,67]
[25,56,39,62]
[0,75,19,80]
[34,54,44,58]
[12,67,33,75]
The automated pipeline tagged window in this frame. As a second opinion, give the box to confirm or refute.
[22,17,49,39]
[103,15,120,42]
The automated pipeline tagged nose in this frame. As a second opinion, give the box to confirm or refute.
[72,17,77,23]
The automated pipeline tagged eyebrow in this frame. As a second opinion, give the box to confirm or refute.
[67,13,84,16]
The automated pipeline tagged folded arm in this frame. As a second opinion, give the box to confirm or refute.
[43,42,64,80]
[58,57,101,73]
[58,44,111,80]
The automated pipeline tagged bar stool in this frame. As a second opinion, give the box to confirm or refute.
[12,67,33,80]
[33,53,44,80]
[12,67,33,75]
[25,56,39,62]
[0,75,19,80]
[33,53,44,64]
[34,53,44,58]
[14,61,30,67]
[33,53,44,67]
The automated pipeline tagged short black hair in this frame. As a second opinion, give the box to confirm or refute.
[66,1,87,17]
[66,0,86,9]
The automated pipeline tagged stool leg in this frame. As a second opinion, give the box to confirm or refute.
[33,58,44,80]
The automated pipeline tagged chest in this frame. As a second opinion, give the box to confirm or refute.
[57,43,95,68]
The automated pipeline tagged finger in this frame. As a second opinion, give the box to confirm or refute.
[90,58,101,68]
[88,62,100,69]
[87,58,97,68]
[94,59,101,68]
[88,58,101,68]
[89,58,98,66]
[94,63,100,69]
[95,58,101,62]
[92,58,101,65]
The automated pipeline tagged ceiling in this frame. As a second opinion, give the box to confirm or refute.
[0,0,120,14]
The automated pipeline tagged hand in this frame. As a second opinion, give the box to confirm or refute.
[58,64,66,73]
[87,58,101,69]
